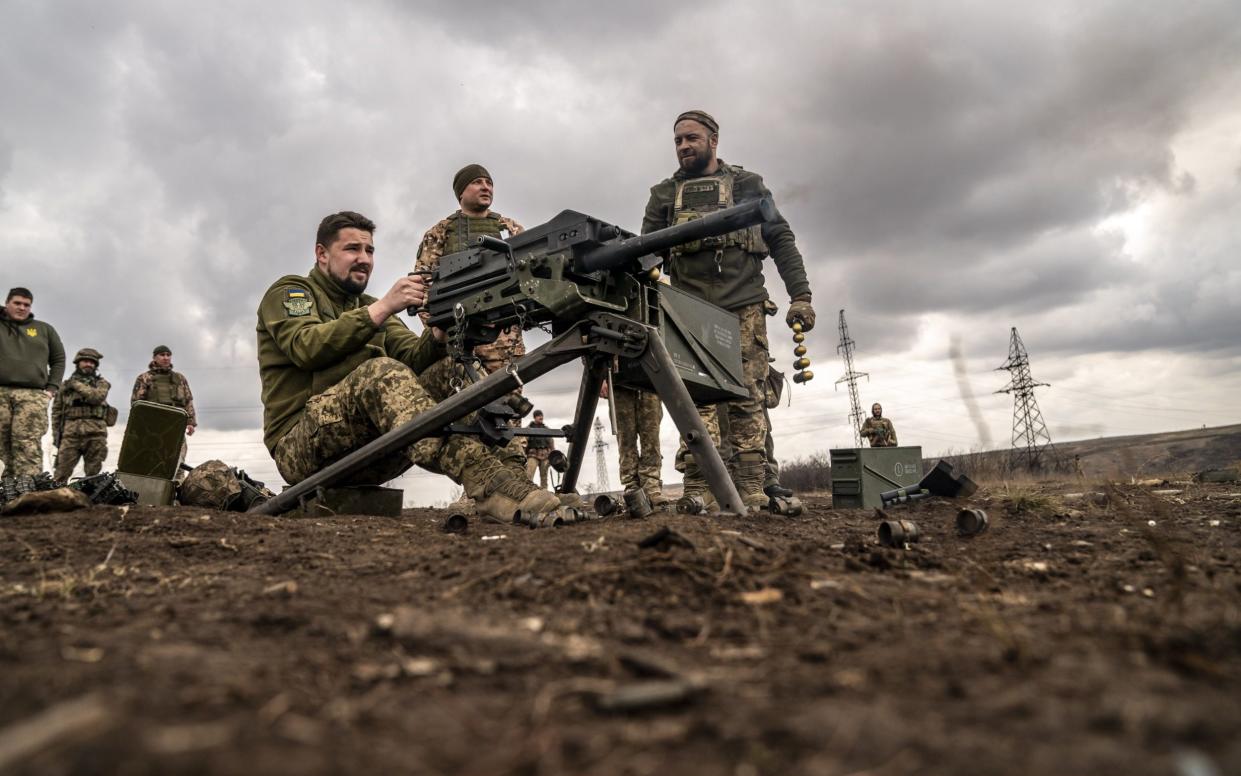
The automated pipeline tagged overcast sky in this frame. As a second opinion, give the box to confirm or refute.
[5,1,1239,502]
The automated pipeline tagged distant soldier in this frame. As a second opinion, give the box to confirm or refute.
[642,110,814,510]
[0,287,65,476]
[860,403,897,447]
[132,345,197,467]
[612,385,668,507]
[52,348,112,482]
[524,410,555,489]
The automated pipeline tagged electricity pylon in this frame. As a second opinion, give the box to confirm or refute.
[995,327,1060,471]
[835,310,868,447]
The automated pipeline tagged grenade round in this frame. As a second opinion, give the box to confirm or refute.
[793,371,814,384]
[794,345,807,357]
[793,357,811,370]
[793,332,805,343]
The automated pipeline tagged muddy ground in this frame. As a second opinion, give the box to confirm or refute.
[2,480,1239,775]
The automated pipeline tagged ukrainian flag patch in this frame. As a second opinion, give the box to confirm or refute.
[283,288,312,316]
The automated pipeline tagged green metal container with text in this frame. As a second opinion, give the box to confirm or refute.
[830,446,924,509]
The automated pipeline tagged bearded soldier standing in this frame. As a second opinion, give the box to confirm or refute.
[132,344,197,470]
[860,403,898,447]
[52,348,113,482]
[642,110,816,511]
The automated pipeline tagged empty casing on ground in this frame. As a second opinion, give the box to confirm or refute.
[624,487,653,519]
[768,496,803,516]
[442,513,469,533]
[955,508,989,536]
[594,494,620,516]
[517,509,565,529]
[677,495,707,515]
[878,519,919,547]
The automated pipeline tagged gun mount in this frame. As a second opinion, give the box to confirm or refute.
[254,198,780,518]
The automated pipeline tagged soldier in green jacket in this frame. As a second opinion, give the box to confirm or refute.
[0,287,65,476]
[256,211,559,522]
[642,110,816,511]
[860,403,898,447]
[52,348,112,482]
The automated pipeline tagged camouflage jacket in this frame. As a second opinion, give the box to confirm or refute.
[52,371,112,436]
[255,265,445,451]
[860,417,897,447]
[642,160,810,312]
[525,419,555,454]
[415,210,526,369]
[131,365,197,427]
[414,210,525,274]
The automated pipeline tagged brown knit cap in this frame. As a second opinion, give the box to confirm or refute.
[453,164,492,200]
[674,110,719,134]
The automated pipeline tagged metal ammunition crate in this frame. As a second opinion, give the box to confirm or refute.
[830,446,923,509]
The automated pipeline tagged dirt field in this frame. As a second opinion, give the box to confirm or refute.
[2,480,1239,775]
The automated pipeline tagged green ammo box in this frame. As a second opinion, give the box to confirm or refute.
[830,446,924,509]
[118,401,188,479]
[117,473,178,507]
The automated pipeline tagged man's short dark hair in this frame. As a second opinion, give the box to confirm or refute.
[316,211,376,249]
[533,410,544,417]
[6,287,32,303]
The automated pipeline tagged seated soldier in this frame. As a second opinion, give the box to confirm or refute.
[255,211,559,522]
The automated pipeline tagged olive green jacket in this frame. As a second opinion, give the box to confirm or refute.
[642,161,811,312]
[255,266,445,451]
[0,310,65,392]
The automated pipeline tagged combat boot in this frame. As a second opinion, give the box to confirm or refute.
[644,482,672,511]
[764,481,794,499]
[462,456,561,524]
[733,452,770,512]
[676,454,717,513]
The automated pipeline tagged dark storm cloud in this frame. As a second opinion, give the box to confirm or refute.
[2,0,1239,444]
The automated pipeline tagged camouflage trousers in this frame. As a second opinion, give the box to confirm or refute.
[525,456,550,489]
[0,386,49,477]
[273,357,500,488]
[614,386,663,491]
[719,402,780,486]
[677,302,769,465]
[54,421,108,482]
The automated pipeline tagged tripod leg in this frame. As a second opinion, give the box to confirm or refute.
[559,356,608,494]
[638,332,746,515]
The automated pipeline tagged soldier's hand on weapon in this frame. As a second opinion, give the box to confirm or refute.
[431,326,447,344]
[372,274,429,325]
[786,295,816,332]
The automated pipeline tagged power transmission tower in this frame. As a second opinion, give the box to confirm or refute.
[995,327,1060,471]
[592,417,611,493]
[835,310,869,447]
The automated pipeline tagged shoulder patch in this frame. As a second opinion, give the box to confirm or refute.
[283,288,313,317]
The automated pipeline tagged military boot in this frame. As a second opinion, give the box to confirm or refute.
[733,451,770,512]
[461,456,560,524]
[676,454,717,513]
[644,481,672,511]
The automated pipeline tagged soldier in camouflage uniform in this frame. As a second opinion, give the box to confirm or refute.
[256,211,559,523]
[611,385,668,507]
[51,348,112,482]
[132,344,197,471]
[643,111,816,510]
[0,287,65,476]
[415,163,529,470]
[414,163,527,374]
[524,410,555,489]
[860,403,898,447]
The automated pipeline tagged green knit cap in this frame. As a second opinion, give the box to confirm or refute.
[453,164,492,200]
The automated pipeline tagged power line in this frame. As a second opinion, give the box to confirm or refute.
[834,310,868,447]
[996,327,1061,471]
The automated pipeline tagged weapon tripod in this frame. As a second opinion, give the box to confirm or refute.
[250,311,746,517]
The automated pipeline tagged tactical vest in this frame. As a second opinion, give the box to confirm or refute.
[149,372,187,409]
[443,212,508,255]
[669,172,766,259]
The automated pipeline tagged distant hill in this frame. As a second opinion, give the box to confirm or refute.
[1054,423,1241,477]
[935,423,1241,479]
